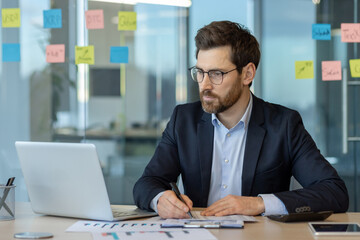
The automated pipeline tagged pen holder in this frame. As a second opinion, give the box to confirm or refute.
[0,184,15,220]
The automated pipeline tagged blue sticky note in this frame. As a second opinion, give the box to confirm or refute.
[2,43,20,62]
[312,24,331,40]
[110,46,129,63]
[43,9,62,28]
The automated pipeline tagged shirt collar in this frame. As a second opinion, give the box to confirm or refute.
[211,93,253,130]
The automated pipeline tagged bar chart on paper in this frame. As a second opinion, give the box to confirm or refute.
[92,229,216,240]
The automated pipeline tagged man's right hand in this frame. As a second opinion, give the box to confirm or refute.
[157,190,193,219]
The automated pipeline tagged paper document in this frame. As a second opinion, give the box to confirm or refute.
[191,211,257,221]
[66,220,171,232]
[92,229,216,240]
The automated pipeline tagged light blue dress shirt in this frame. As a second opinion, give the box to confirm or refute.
[151,95,288,216]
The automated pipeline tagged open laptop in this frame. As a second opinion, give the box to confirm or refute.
[15,141,157,221]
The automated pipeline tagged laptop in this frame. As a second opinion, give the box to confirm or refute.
[15,141,157,221]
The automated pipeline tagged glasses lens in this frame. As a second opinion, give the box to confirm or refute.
[191,68,203,82]
[209,71,223,84]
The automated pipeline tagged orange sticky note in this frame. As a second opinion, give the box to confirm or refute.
[321,61,342,81]
[46,44,65,63]
[341,23,360,42]
[85,9,104,29]
[118,11,136,31]
[2,8,21,28]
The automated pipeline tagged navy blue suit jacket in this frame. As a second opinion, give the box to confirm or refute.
[133,95,349,213]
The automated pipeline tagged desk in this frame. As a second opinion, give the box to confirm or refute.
[1,203,360,240]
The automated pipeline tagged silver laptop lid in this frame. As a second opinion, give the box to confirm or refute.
[15,141,115,221]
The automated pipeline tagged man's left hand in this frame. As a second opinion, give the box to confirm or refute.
[201,195,265,216]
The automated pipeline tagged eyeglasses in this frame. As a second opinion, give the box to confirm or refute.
[189,67,238,85]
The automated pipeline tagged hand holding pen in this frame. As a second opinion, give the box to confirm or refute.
[170,182,193,219]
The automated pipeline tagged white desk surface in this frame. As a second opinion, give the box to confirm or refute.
[0,202,359,240]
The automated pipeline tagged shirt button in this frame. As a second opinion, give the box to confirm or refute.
[224,159,229,163]
[223,184,228,189]
[226,133,231,137]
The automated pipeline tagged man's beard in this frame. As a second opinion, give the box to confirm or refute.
[200,81,243,114]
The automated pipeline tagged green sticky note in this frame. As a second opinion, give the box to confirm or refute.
[75,45,94,65]
[2,8,21,28]
[295,61,314,79]
[118,11,136,31]
[349,59,360,77]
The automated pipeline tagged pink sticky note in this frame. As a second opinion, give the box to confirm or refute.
[85,9,104,29]
[322,61,342,81]
[341,23,360,42]
[46,44,65,63]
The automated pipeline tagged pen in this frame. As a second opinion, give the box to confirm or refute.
[170,182,193,219]
[0,177,15,217]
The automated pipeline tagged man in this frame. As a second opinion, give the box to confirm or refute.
[133,21,349,219]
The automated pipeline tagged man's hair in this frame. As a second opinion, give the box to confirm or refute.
[195,21,261,77]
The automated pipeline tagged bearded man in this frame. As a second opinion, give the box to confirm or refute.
[133,21,348,219]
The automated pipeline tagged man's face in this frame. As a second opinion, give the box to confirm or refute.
[197,46,243,114]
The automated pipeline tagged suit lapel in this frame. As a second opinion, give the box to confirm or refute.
[197,111,214,206]
[242,95,266,196]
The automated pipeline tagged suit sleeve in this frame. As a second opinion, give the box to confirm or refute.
[133,106,181,210]
[274,111,349,213]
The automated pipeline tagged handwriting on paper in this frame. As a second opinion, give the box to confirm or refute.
[75,45,94,65]
[85,9,104,29]
[312,24,331,40]
[2,8,21,28]
[295,61,314,79]
[321,61,342,81]
[341,23,360,42]
[118,11,136,31]
[46,44,65,63]
[349,59,360,78]
[43,9,62,29]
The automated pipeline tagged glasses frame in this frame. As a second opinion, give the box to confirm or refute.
[188,67,238,85]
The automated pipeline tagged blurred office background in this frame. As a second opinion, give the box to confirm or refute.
[0,0,359,211]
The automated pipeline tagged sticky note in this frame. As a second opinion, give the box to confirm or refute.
[341,23,360,42]
[85,9,104,29]
[295,61,314,79]
[2,43,20,62]
[75,45,94,65]
[312,24,331,40]
[2,8,21,28]
[321,61,342,81]
[46,44,65,63]
[43,9,62,29]
[110,46,129,63]
[118,11,136,31]
[349,59,360,77]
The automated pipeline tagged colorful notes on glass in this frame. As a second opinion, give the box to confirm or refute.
[321,61,341,81]
[75,45,94,65]
[118,11,136,31]
[85,9,104,29]
[295,61,314,79]
[2,43,20,62]
[43,9,62,29]
[2,8,21,28]
[349,59,360,77]
[312,24,331,40]
[46,44,65,63]
[110,46,128,63]
[341,23,360,42]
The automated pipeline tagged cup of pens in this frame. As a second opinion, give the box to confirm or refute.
[0,177,15,220]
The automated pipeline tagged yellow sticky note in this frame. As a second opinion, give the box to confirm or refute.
[295,61,314,79]
[118,11,136,31]
[2,8,21,28]
[75,45,94,65]
[349,59,360,77]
